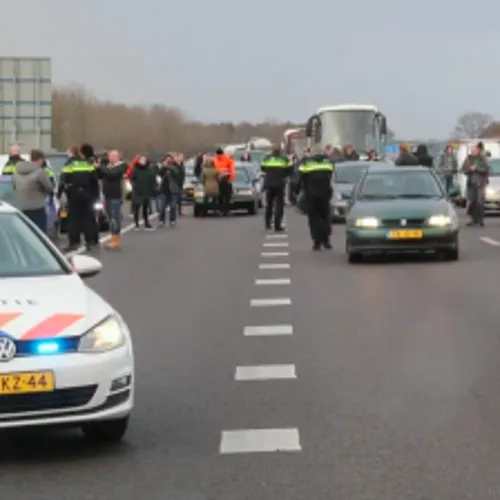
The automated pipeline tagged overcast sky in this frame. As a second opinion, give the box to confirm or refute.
[2,0,499,138]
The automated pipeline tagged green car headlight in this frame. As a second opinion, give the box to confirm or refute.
[428,214,452,227]
[355,217,380,228]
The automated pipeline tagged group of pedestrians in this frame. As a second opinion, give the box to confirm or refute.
[1,143,189,252]
[395,141,490,227]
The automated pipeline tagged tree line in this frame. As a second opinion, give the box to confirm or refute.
[51,86,300,158]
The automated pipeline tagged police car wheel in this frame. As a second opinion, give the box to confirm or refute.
[81,416,129,443]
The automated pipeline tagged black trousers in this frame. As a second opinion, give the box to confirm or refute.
[306,195,331,245]
[23,208,47,233]
[68,203,96,246]
[133,200,150,227]
[218,178,232,215]
[265,186,285,229]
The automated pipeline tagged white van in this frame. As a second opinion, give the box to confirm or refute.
[455,140,500,205]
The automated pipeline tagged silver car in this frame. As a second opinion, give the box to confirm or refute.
[484,158,500,213]
[331,161,382,222]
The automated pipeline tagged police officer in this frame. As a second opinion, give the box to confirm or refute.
[298,149,334,250]
[2,144,24,174]
[261,145,292,231]
[58,144,99,251]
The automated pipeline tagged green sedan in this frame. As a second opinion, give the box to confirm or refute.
[345,166,460,263]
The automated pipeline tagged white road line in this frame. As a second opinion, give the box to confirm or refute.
[265,234,288,239]
[65,213,159,257]
[235,364,296,381]
[243,325,293,336]
[261,252,289,257]
[480,236,500,246]
[263,242,288,247]
[219,428,301,454]
[258,263,290,269]
[255,278,291,285]
[250,298,291,307]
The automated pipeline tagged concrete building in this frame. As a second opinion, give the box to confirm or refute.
[0,57,52,153]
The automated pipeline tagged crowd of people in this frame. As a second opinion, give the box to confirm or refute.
[0,139,491,254]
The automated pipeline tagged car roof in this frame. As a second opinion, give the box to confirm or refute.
[0,201,19,213]
[337,161,391,168]
[365,165,430,174]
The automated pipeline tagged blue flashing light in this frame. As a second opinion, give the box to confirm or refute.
[34,341,61,355]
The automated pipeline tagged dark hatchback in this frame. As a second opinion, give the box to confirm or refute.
[345,166,460,263]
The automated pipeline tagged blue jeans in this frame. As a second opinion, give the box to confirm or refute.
[105,199,122,234]
[167,193,179,223]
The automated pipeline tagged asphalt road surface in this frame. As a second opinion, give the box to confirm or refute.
[4,207,500,499]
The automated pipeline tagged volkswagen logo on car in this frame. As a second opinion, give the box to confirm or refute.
[0,335,16,362]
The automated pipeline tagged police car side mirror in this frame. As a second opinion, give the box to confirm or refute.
[71,254,103,278]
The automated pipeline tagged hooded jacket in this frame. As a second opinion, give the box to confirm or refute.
[414,144,434,167]
[12,161,54,210]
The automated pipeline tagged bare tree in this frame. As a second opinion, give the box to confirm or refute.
[452,111,493,139]
[52,85,301,157]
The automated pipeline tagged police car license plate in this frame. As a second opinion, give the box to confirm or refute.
[0,371,55,394]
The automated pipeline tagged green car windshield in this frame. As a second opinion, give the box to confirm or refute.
[358,171,443,200]
[488,159,500,176]
[335,165,368,184]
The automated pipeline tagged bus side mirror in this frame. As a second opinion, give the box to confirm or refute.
[379,116,387,135]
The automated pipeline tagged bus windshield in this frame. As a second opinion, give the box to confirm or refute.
[320,110,377,152]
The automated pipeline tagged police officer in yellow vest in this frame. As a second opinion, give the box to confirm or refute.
[2,144,24,175]
[260,145,293,231]
[58,144,99,251]
[298,151,334,250]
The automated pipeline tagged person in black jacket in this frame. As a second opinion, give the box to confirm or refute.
[58,143,100,251]
[395,143,419,166]
[298,152,334,250]
[414,144,434,167]
[174,153,186,215]
[98,149,126,249]
[261,145,293,231]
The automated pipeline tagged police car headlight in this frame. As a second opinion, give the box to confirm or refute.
[79,315,125,353]
[428,214,452,227]
[486,186,496,197]
[354,217,379,228]
[94,202,103,210]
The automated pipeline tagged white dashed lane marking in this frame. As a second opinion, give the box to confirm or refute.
[258,263,290,269]
[480,236,500,246]
[265,234,288,239]
[263,242,289,247]
[243,324,293,336]
[219,428,301,454]
[235,364,296,381]
[250,298,291,307]
[261,251,289,257]
[255,278,290,285]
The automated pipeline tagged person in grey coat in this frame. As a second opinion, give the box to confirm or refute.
[437,143,458,193]
[12,149,54,232]
[461,144,490,227]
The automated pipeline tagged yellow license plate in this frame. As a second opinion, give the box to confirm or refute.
[388,230,423,239]
[60,210,68,218]
[0,371,55,395]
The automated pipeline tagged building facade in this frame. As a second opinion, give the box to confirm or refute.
[0,57,52,153]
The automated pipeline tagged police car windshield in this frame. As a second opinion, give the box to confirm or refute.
[358,171,443,200]
[0,213,69,278]
[335,165,367,184]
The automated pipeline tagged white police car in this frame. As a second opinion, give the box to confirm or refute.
[0,201,134,442]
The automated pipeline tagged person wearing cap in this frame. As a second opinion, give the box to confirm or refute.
[58,143,100,251]
[212,147,235,216]
[260,144,292,231]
